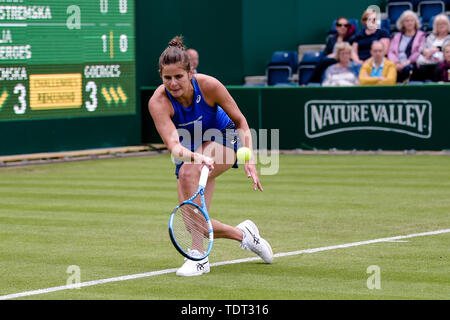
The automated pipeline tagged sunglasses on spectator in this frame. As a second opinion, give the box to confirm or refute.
[336,23,350,27]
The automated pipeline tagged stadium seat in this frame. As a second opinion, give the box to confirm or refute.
[306,82,322,87]
[299,50,322,64]
[273,82,298,87]
[381,18,392,34]
[268,51,298,72]
[409,81,425,84]
[424,14,437,31]
[387,0,419,10]
[386,1,413,28]
[297,50,322,85]
[266,65,292,86]
[418,1,445,26]
[412,0,422,10]
[266,51,298,86]
[298,65,317,86]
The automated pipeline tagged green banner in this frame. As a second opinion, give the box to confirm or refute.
[0,0,134,64]
[230,85,449,151]
[0,0,136,121]
[0,62,135,120]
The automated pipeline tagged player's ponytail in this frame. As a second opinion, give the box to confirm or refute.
[159,35,191,74]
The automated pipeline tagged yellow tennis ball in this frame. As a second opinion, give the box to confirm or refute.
[237,147,252,163]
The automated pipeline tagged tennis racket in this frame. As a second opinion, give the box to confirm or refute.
[168,166,214,261]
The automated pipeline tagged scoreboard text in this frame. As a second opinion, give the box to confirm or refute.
[0,0,135,121]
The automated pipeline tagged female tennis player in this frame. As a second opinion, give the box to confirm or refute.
[148,36,273,276]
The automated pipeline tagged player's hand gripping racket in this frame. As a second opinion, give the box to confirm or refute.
[168,166,213,261]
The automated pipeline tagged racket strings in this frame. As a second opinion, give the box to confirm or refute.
[173,203,210,254]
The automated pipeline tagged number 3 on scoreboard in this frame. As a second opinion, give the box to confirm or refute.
[85,81,98,112]
[13,83,26,115]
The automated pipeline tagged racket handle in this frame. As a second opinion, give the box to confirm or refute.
[199,166,209,187]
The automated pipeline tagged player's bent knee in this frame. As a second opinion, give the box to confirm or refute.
[178,164,200,185]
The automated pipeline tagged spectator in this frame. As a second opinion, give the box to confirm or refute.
[310,17,356,83]
[388,10,426,82]
[433,42,450,82]
[187,48,199,73]
[359,41,397,85]
[322,42,360,86]
[416,14,450,80]
[351,8,391,64]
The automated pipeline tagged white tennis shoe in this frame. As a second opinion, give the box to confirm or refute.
[176,249,210,277]
[236,220,274,264]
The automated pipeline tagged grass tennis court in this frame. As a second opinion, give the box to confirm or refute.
[0,154,449,300]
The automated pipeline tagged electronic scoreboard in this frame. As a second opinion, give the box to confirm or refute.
[0,0,135,121]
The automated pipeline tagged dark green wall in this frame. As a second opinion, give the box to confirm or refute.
[136,0,243,86]
[0,115,140,156]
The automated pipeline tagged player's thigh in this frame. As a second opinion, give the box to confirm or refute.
[197,141,236,179]
[177,141,235,202]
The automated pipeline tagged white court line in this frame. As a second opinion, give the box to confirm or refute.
[1,228,449,300]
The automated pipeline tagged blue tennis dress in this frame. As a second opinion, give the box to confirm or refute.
[165,76,240,178]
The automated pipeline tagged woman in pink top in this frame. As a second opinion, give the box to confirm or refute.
[388,10,426,82]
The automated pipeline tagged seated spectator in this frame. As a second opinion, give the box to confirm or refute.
[388,10,426,82]
[433,42,450,82]
[351,8,391,64]
[359,41,397,85]
[416,14,450,80]
[322,42,360,86]
[309,17,356,83]
[187,48,199,73]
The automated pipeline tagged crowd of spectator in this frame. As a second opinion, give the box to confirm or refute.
[314,8,450,86]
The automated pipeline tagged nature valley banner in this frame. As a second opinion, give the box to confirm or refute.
[305,100,432,139]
